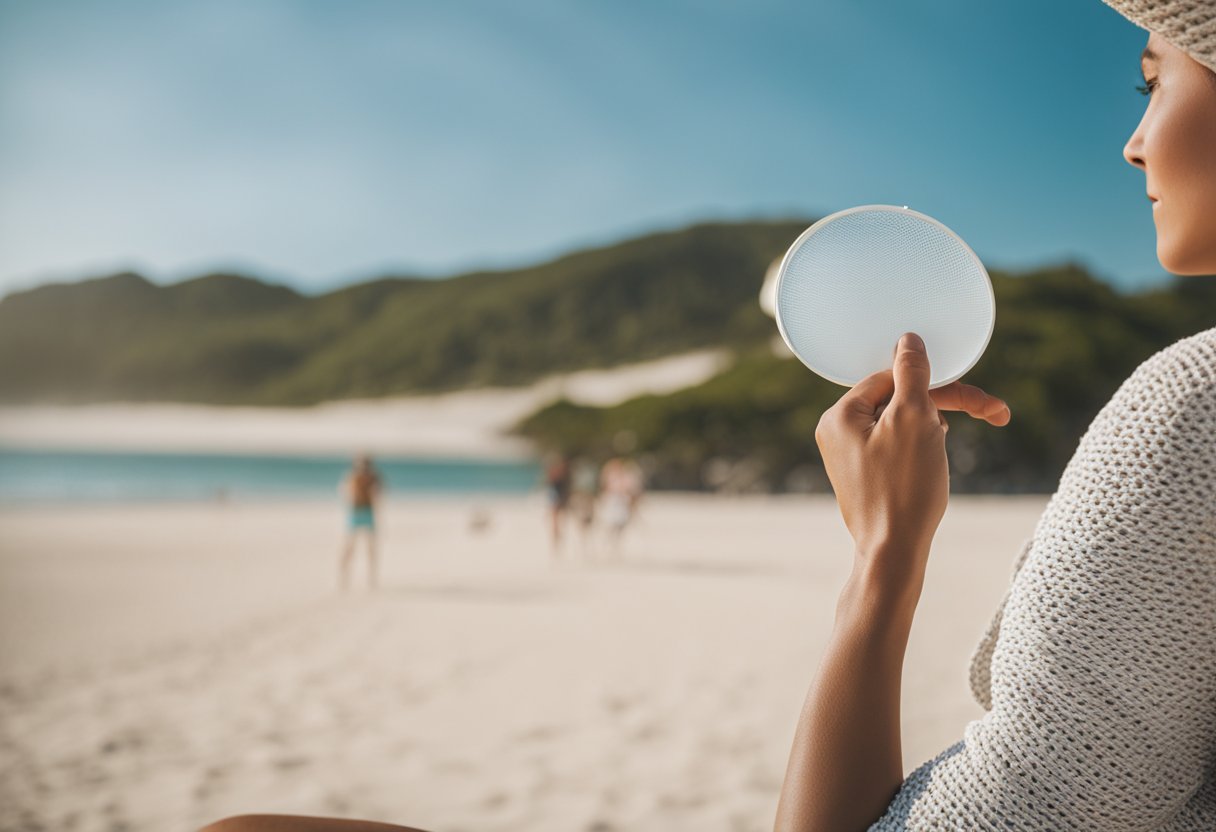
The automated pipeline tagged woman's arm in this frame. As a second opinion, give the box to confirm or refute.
[774,333,1009,831]
[773,547,925,832]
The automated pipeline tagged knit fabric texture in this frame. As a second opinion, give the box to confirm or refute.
[1101,0,1216,74]
[869,325,1216,831]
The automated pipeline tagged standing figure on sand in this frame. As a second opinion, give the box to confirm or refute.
[569,457,600,556]
[598,455,644,555]
[338,453,383,592]
[543,453,572,557]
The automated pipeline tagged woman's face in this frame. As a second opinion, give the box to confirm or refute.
[1122,33,1216,275]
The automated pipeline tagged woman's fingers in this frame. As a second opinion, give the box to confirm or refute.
[845,370,895,417]
[849,377,1010,427]
[929,381,1011,426]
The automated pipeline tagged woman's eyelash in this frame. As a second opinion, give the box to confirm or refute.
[1135,78,1158,96]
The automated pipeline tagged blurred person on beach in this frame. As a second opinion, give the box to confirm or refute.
[598,455,644,555]
[542,452,572,557]
[773,6,1216,831]
[338,453,382,592]
[569,456,600,557]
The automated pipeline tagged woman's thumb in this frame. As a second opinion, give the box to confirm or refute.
[892,332,932,404]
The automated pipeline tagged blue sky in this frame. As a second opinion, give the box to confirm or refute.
[0,0,1162,296]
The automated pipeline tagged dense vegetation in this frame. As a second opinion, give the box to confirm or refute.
[0,220,805,404]
[3,218,1213,493]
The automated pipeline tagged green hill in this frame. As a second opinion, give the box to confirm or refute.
[0,220,808,404]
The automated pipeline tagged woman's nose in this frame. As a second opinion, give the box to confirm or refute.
[1123,136,1145,170]
[1123,119,1147,170]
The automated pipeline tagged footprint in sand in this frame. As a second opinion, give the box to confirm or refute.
[259,728,288,746]
[323,792,353,814]
[628,719,665,741]
[656,790,709,810]
[514,723,566,743]
[192,765,229,800]
[271,755,311,771]
[602,693,639,715]
[479,791,510,809]
[98,727,147,755]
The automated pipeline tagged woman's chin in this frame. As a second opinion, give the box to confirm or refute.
[1157,238,1216,276]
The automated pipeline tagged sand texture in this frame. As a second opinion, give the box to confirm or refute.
[0,493,1047,832]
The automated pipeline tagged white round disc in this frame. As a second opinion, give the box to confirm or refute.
[773,204,995,389]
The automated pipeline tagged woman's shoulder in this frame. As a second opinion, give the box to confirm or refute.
[1079,325,1216,447]
[1036,325,1216,544]
[1118,325,1216,403]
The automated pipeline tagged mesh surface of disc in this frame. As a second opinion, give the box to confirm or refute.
[774,205,994,389]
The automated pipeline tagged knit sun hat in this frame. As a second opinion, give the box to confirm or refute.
[1100,0,1216,74]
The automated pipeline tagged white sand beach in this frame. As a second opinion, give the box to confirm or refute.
[0,349,731,459]
[0,493,1048,832]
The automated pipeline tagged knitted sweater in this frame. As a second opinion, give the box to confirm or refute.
[869,326,1216,831]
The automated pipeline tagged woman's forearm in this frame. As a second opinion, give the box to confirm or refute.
[773,547,925,832]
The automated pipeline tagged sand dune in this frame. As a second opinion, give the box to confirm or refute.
[0,349,731,459]
[0,493,1046,832]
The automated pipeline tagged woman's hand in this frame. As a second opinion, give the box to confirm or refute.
[815,332,1010,574]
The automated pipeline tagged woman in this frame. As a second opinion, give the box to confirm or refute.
[774,3,1216,829]
[201,2,1215,829]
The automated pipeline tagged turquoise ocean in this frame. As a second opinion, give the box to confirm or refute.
[0,449,541,503]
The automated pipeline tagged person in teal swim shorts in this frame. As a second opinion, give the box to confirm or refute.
[338,453,383,592]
